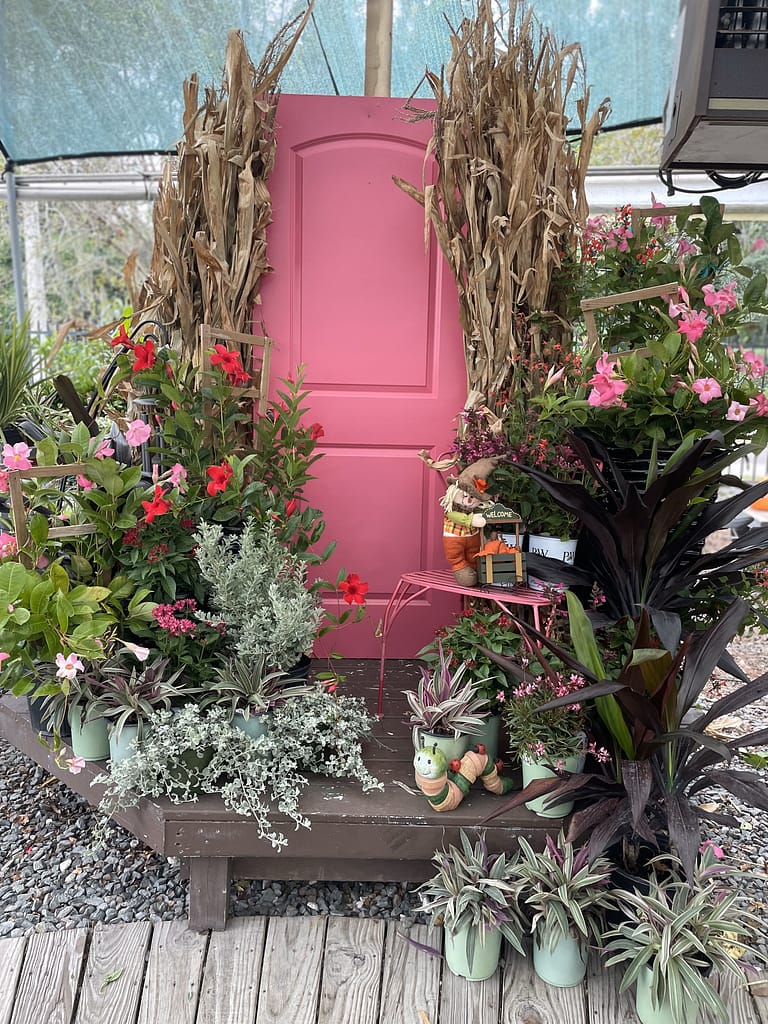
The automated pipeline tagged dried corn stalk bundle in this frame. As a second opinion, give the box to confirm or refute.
[395,0,609,402]
[136,8,312,361]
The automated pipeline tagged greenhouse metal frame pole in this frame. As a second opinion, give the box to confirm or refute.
[5,167,26,321]
[364,0,393,96]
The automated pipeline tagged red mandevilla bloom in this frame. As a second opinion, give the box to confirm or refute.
[206,462,233,496]
[141,485,172,524]
[210,344,250,386]
[132,338,156,372]
[110,324,133,349]
[339,573,369,606]
[309,423,325,441]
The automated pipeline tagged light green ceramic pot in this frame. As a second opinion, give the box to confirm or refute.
[108,722,139,764]
[69,706,110,761]
[415,731,470,764]
[444,924,502,981]
[532,930,587,987]
[470,714,501,762]
[521,748,584,817]
[233,710,270,740]
[635,967,700,1024]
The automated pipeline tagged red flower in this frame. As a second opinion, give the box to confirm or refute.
[132,338,156,372]
[285,498,298,517]
[210,344,250,386]
[141,485,172,524]
[309,423,325,441]
[339,573,369,606]
[206,462,233,496]
[111,324,133,349]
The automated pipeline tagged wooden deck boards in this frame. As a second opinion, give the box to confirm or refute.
[0,920,765,1024]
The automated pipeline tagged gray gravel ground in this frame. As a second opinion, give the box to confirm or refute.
[0,634,766,958]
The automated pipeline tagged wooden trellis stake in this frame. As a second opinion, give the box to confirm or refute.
[7,465,98,567]
[580,283,679,352]
[198,324,272,416]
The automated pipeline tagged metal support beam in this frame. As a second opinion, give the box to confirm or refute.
[364,0,393,97]
[5,168,26,321]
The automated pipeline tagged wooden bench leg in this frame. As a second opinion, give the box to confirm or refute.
[187,856,232,931]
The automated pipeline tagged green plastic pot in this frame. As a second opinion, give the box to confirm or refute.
[635,966,700,1024]
[415,731,470,764]
[69,706,110,761]
[108,722,139,764]
[444,924,502,981]
[521,749,584,817]
[532,930,587,987]
[233,710,270,740]
[471,714,501,761]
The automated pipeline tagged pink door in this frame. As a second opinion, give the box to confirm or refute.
[261,95,466,658]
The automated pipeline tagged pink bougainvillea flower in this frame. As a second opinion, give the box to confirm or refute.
[742,350,767,379]
[141,485,172,524]
[55,652,84,681]
[703,282,738,316]
[2,442,32,471]
[206,462,233,497]
[132,338,156,372]
[691,378,723,404]
[93,438,115,460]
[752,393,768,417]
[210,344,250,386]
[169,463,187,490]
[676,309,709,343]
[726,401,750,422]
[122,641,150,661]
[309,423,325,442]
[339,572,369,606]
[0,653,9,670]
[65,755,86,775]
[110,324,132,349]
[125,419,152,447]
[0,533,17,559]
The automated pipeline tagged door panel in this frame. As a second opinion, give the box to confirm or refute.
[262,95,466,658]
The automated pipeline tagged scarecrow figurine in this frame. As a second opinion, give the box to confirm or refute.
[439,476,492,586]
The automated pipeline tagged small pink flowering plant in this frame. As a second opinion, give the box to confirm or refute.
[565,195,768,455]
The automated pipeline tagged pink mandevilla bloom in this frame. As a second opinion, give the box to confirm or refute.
[0,533,17,558]
[93,438,115,460]
[122,641,151,662]
[676,309,709,343]
[677,238,699,257]
[169,463,187,490]
[2,442,32,471]
[752,394,768,417]
[65,755,87,775]
[702,282,738,316]
[125,419,152,447]
[649,193,671,228]
[55,652,84,681]
[691,378,722,404]
[742,351,767,379]
[76,474,95,491]
[726,401,750,422]
[0,653,9,670]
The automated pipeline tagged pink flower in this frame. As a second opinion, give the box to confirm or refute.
[0,471,8,494]
[676,309,709,343]
[496,691,506,703]
[676,238,699,258]
[0,652,9,670]
[122,641,150,662]
[751,237,766,252]
[587,373,628,408]
[65,755,86,775]
[699,839,725,859]
[726,401,750,422]
[2,442,32,471]
[649,193,671,228]
[0,533,17,559]
[691,378,722,404]
[55,652,84,681]
[742,350,767,380]
[76,474,95,491]
[532,741,546,757]
[169,463,187,490]
[125,420,152,447]
[703,282,738,316]
[752,393,768,417]
[93,438,115,460]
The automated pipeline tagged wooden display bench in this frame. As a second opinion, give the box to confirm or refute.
[0,662,553,932]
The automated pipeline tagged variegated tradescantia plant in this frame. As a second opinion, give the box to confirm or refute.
[417,830,527,963]
[403,641,490,743]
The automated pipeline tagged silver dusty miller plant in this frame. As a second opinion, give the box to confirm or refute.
[194,519,325,672]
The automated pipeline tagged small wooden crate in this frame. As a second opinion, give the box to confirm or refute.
[476,551,526,587]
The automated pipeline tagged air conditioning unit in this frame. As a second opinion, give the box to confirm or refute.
[660,0,768,173]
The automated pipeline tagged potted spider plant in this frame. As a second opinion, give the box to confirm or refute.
[403,642,491,761]
[417,829,526,981]
[201,654,316,739]
[516,832,616,987]
[603,850,762,1024]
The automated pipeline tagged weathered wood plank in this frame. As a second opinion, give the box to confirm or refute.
[255,917,326,1024]
[379,924,441,1024]
[751,972,768,1024]
[585,953,640,1024]
[439,942,500,1024]
[0,938,26,1024]
[136,921,207,1024]
[698,970,761,1024]
[75,921,152,1024]
[10,928,87,1024]
[187,857,232,932]
[196,918,267,1024]
[500,946,587,1023]
[317,918,385,1024]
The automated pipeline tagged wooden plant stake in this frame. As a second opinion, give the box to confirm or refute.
[7,465,97,567]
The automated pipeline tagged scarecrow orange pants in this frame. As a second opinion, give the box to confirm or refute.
[442,532,481,575]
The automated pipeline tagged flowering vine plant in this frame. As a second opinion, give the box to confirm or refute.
[561,196,768,455]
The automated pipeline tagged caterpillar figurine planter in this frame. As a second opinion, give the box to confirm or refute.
[413,743,515,811]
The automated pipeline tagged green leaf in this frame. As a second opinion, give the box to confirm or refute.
[48,564,70,594]
[28,513,49,546]
[99,968,124,992]
[744,271,767,306]
[699,195,723,226]
[34,436,59,467]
